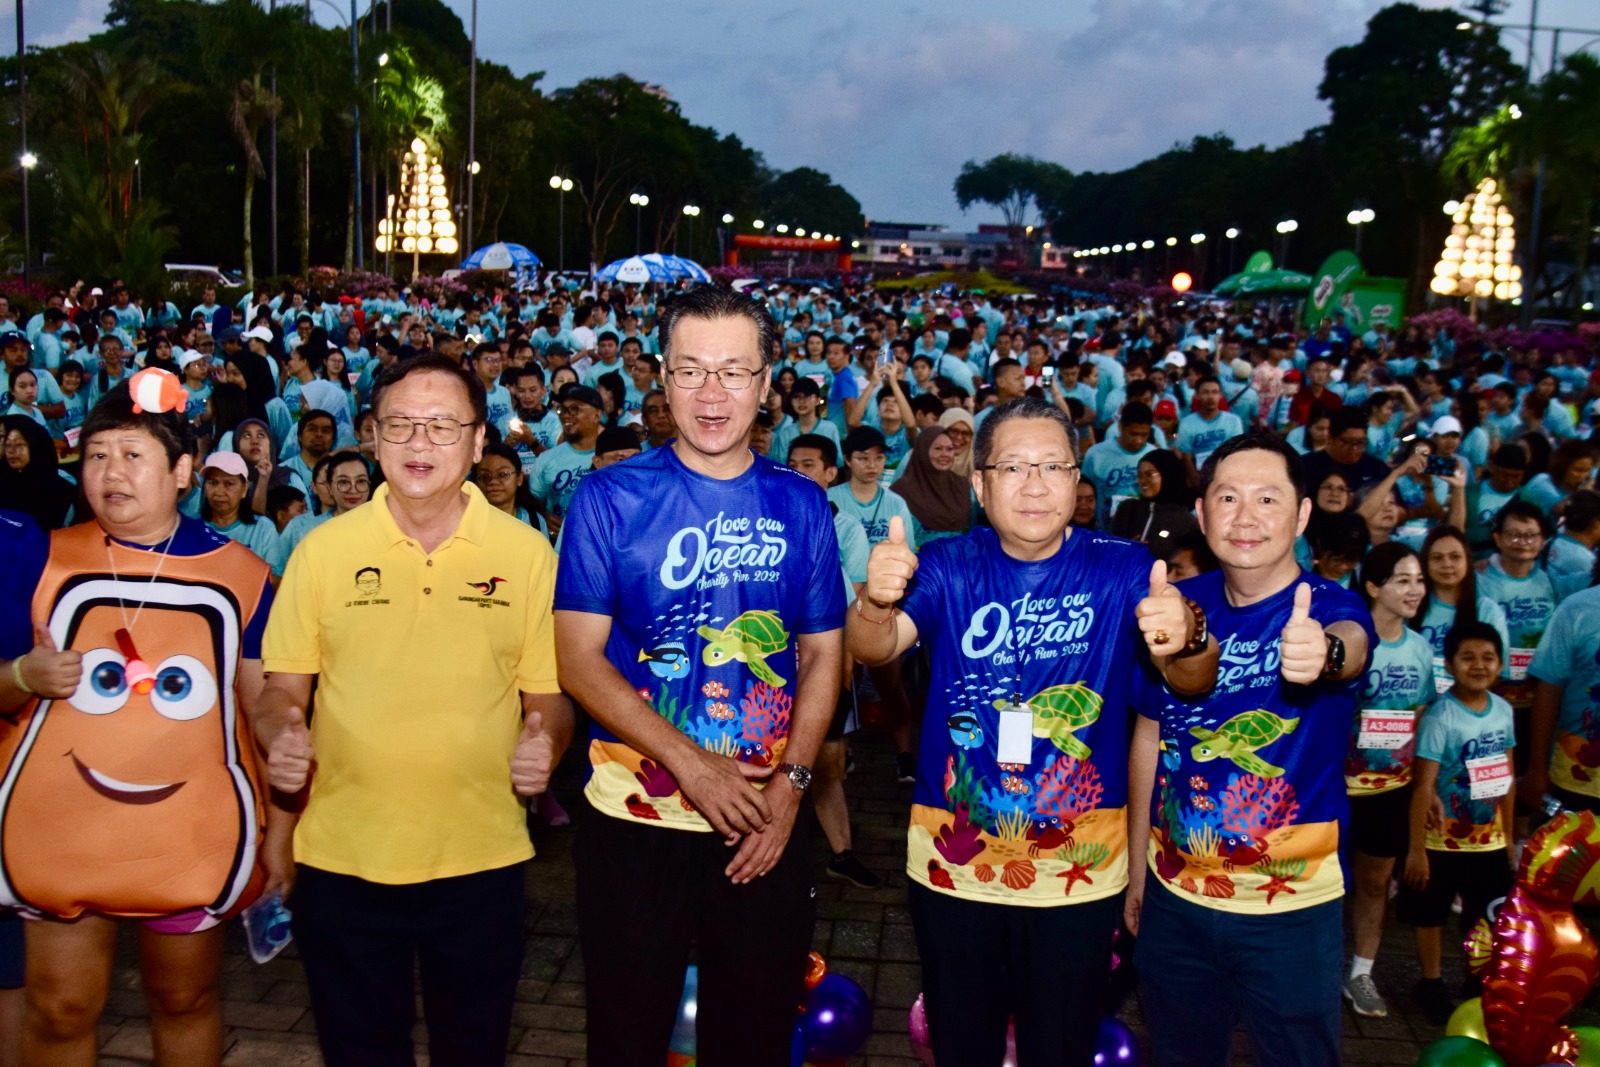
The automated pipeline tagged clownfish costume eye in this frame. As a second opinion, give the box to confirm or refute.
[148,656,218,722]
[71,649,130,716]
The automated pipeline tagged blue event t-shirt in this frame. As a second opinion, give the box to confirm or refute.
[899,526,1153,907]
[554,446,845,832]
[0,510,49,659]
[1137,569,1376,914]
[1346,628,1436,796]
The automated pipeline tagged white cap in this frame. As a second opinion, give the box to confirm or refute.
[1431,415,1464,436]
[244,325,275,343]
[90,287,105,296]
[1186,337,1213,351]
[176,347,208,370]
[1162,352,1188,369]
[1230,358,1252,382]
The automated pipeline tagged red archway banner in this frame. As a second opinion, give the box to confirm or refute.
[728,233,851,270]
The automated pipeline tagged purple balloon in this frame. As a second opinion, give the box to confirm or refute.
[1094,1018,1141,1066]
[803,973,873,1062]
[908,994,935,1066]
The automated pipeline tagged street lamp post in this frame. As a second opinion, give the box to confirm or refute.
[629,192,649,254]
[1275,219,1299,267]
[19,153,35,285]
[682,204,700,259]
[549,175,572,274]
[1224,227,1239,275]
[1345,208,1375,256]
[1189,233,1206,287]
[350,0,362,270]
[465,0,477,252]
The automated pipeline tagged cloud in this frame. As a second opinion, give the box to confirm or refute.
[10,0,109,49]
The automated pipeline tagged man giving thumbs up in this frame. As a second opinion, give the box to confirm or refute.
[1126,432,1374,1067]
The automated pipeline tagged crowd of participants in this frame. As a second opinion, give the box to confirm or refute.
[1,270,1599,1066]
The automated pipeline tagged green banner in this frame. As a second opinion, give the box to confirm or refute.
[1243,250,1274,273]
[1340,276,1407,331]
[1303,250,1363,329]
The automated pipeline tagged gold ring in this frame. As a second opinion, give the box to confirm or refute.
[1153,629,1171,645]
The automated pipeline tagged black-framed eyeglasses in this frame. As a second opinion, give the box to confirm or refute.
[377,416,476,446]
[976,461,1080,485]
[666,365,762,391]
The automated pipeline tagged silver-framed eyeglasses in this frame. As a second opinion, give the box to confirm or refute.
[976,461,1080,485]
[377,416,475,446]
[666,365,762,391]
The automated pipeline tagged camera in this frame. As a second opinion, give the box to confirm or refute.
[1425,454,1457,477]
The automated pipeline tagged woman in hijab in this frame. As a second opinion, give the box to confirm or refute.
[1110,448,1199,552]
[221,349,294,454]
[937,407,975,478]
[0,415,76,530]
[891,426,972,545]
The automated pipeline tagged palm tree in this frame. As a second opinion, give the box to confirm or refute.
[198,0,308,287]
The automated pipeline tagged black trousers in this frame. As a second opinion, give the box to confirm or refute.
[290,862,526,1067]
[574,800,816,1067]
[908,882,1122,1067]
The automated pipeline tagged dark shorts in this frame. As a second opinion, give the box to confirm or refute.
[1348,786,1411,860]
[1396,848,1512,929]
[0,911,20,989]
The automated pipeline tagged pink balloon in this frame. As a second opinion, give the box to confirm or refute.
[908,994,935,1067]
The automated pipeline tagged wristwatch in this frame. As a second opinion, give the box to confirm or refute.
[776,762,812,793]
[1322,633,1346,679]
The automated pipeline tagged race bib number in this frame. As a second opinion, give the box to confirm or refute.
[64,427,81,449]
[807,374,829,389]
[1467,753,1512,800]
[1357,708,1414,750]
[1508,649,1534,683]
[996,701,1033,765]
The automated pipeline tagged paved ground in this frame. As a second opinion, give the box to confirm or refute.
[87,732,1596,1066]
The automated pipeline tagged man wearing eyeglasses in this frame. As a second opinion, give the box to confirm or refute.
[257,353,573,1066]
[529,384,603,532]
[848,395,1216,1067]
[555,288,845,1067]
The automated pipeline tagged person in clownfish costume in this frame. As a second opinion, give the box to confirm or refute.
[0,375,288,1066]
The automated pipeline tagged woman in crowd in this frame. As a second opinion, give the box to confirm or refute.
[200,451,287,580]
[1522,438,1595,512]
[1,416,75,530]
[1413,524,1510,681]
[1110,449,1198,552]
[937,408,975,478]
[473,442,549,536]
[890,427,971,545]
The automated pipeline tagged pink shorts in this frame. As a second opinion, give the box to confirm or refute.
[16,907,219,934]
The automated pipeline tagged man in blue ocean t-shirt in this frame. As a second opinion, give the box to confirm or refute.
[1129,432,1375,1067]
[846,396,1216,1067]
[554,290,844,1067]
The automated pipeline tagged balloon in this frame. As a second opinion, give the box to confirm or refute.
[804,950,828,991]
[1093,1017,1141,1066]
[1518,811,1600,906]
[1448,999,1490,1043]
[665,1055,695,1067]
[1483,887,1599,1067]
[1413,1036,1509,1067]
[802,973,874,1062]
[908,994,935,1066]
[669,965,698,1056]
[791,1021,808,1067]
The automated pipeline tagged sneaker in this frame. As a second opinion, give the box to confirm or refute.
[1343,973,1388,1018]
[1412,978,1453,1026]
[826,850,883,890]
[896,751,917,785]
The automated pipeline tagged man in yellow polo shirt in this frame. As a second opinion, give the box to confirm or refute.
[257,353,572,1067]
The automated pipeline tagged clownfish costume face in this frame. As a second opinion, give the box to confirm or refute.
[0,586,260,921]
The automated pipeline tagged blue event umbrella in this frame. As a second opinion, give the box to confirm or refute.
[459,242,542,271]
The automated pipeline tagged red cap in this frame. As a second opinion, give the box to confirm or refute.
[1283,369,1303,383]
[1154,399,1179,419]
